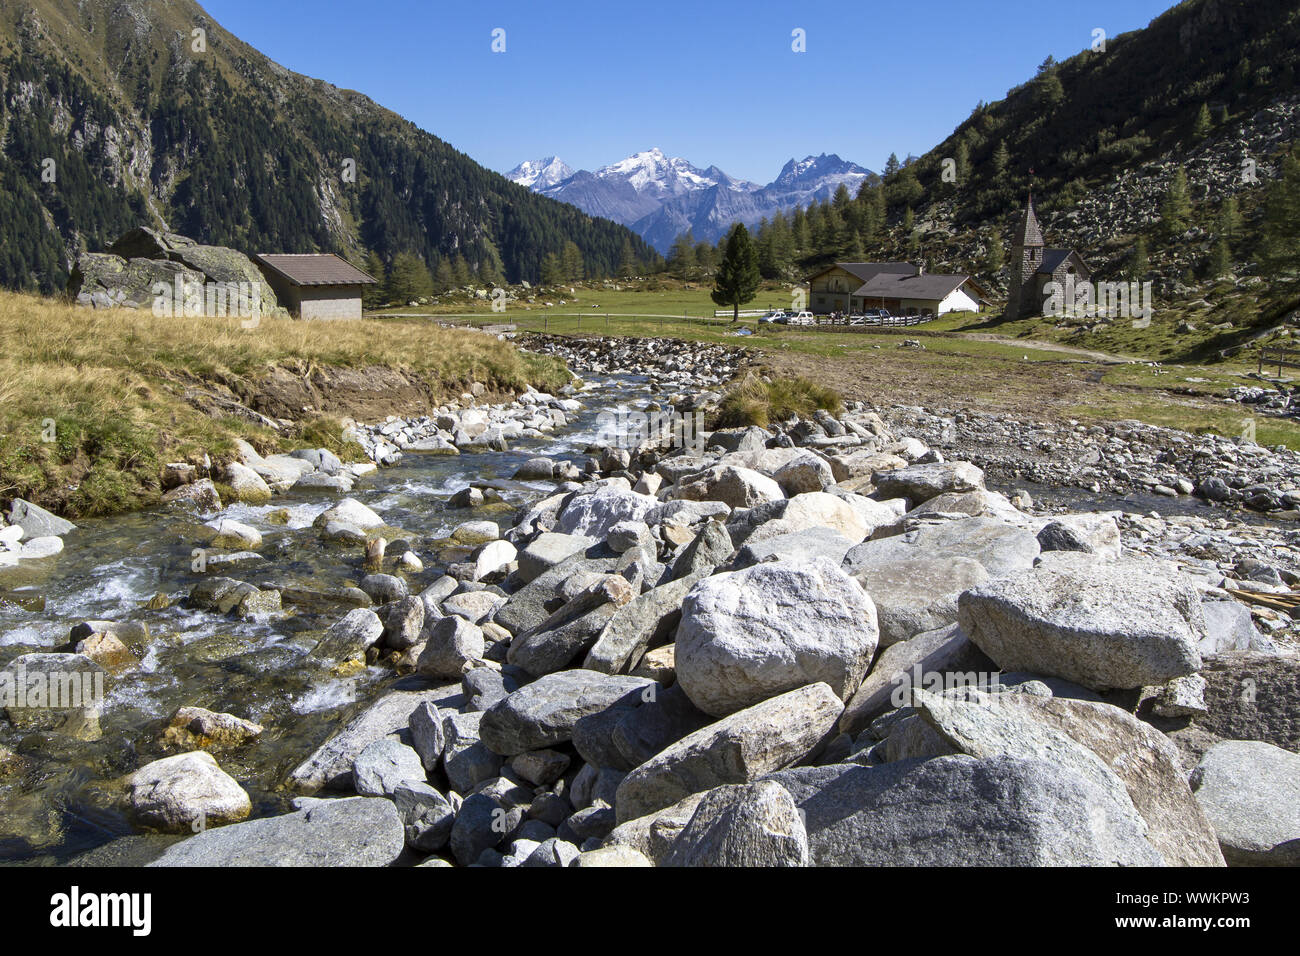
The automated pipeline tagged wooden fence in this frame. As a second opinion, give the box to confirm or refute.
[1258,345,1300,376]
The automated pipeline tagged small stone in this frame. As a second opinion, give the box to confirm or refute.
[163,706,263,751]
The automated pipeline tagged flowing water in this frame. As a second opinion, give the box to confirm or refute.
[0,374,664,865]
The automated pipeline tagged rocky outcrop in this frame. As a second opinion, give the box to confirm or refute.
[69,227,280,314]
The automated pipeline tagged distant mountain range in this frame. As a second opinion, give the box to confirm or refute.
[508,149,874,251]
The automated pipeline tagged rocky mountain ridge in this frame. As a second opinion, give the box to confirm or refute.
[512,149,873,251]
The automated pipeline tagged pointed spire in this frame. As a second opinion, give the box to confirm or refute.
[1017,193,1044,248]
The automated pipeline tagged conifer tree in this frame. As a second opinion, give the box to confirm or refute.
[696,241,717,276]
[1207,239,1232,278]
[618,239,639,278]
[1260,147,1300,280]
[362,251,387,308]
[991,141,1010,177]
[1129,236,1149,280]
[711,223,760,322]
[1193,103,1213,139]
[669,232,697,281]
[1159,169,1192,236]
[540,252,564,286]
[560,241,585,282]
[477,239,505,286]
[1217,197,1241,241]
[387,252,434,303]
[452,255,474,287]
[983,233,1004,274]
[434,258,456,292]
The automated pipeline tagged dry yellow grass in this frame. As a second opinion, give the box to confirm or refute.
[0,292,567,384]
[0,291,569,516]
[714,371,843,429]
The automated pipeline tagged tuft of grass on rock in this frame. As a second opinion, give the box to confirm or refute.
[714,372,843,429]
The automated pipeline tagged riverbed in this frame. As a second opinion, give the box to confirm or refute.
[1,362,1294,865]
[0,374,667,864]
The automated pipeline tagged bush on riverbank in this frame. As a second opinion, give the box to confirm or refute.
[714,371,843,428]
[0,291,570,517]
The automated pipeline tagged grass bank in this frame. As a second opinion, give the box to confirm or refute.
[0,291,569,518]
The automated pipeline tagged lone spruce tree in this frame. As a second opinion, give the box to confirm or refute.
[712,223,761,322]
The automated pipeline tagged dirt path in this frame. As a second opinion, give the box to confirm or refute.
[952,332,1139,364]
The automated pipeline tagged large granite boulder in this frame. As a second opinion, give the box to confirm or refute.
[996,694,1224,867]
[70,227,279,314]
[670,465,786,509]
[844,516,1040,580]
[849,554,991,647]
[871,461,985,504]
[615,683,843,822]
[766,755,1163,866]
[128,751,251,833]
[149,796,403,866]
[1190,740,1300,866]
[287,685,462,793]
[957,563,1204,691]
[662,781,809,867]
[479,671,655,756]
[675,558,878,716]
[69,252,203,310]
[556,487,659,539]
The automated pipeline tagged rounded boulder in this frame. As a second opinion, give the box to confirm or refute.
[675,558,879,716]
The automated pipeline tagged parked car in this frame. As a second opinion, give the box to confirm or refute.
[787,311,815,326]
[758,310,785,324]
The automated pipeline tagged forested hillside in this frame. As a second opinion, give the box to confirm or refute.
[737,0,1300,302]
[0,0,659,294]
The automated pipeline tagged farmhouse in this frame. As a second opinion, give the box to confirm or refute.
[255,253,376,320]
[806,261,985,317]
[1006,195,1092,319]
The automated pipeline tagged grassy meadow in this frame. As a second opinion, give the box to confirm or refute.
[389,280,1295,448]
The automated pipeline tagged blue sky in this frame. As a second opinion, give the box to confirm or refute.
[203,0,1177,183]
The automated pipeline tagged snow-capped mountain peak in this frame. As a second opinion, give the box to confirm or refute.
[512,149,873,252]
[771,153,870,192]
[594,148,752,197]
[507,156,575,191]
